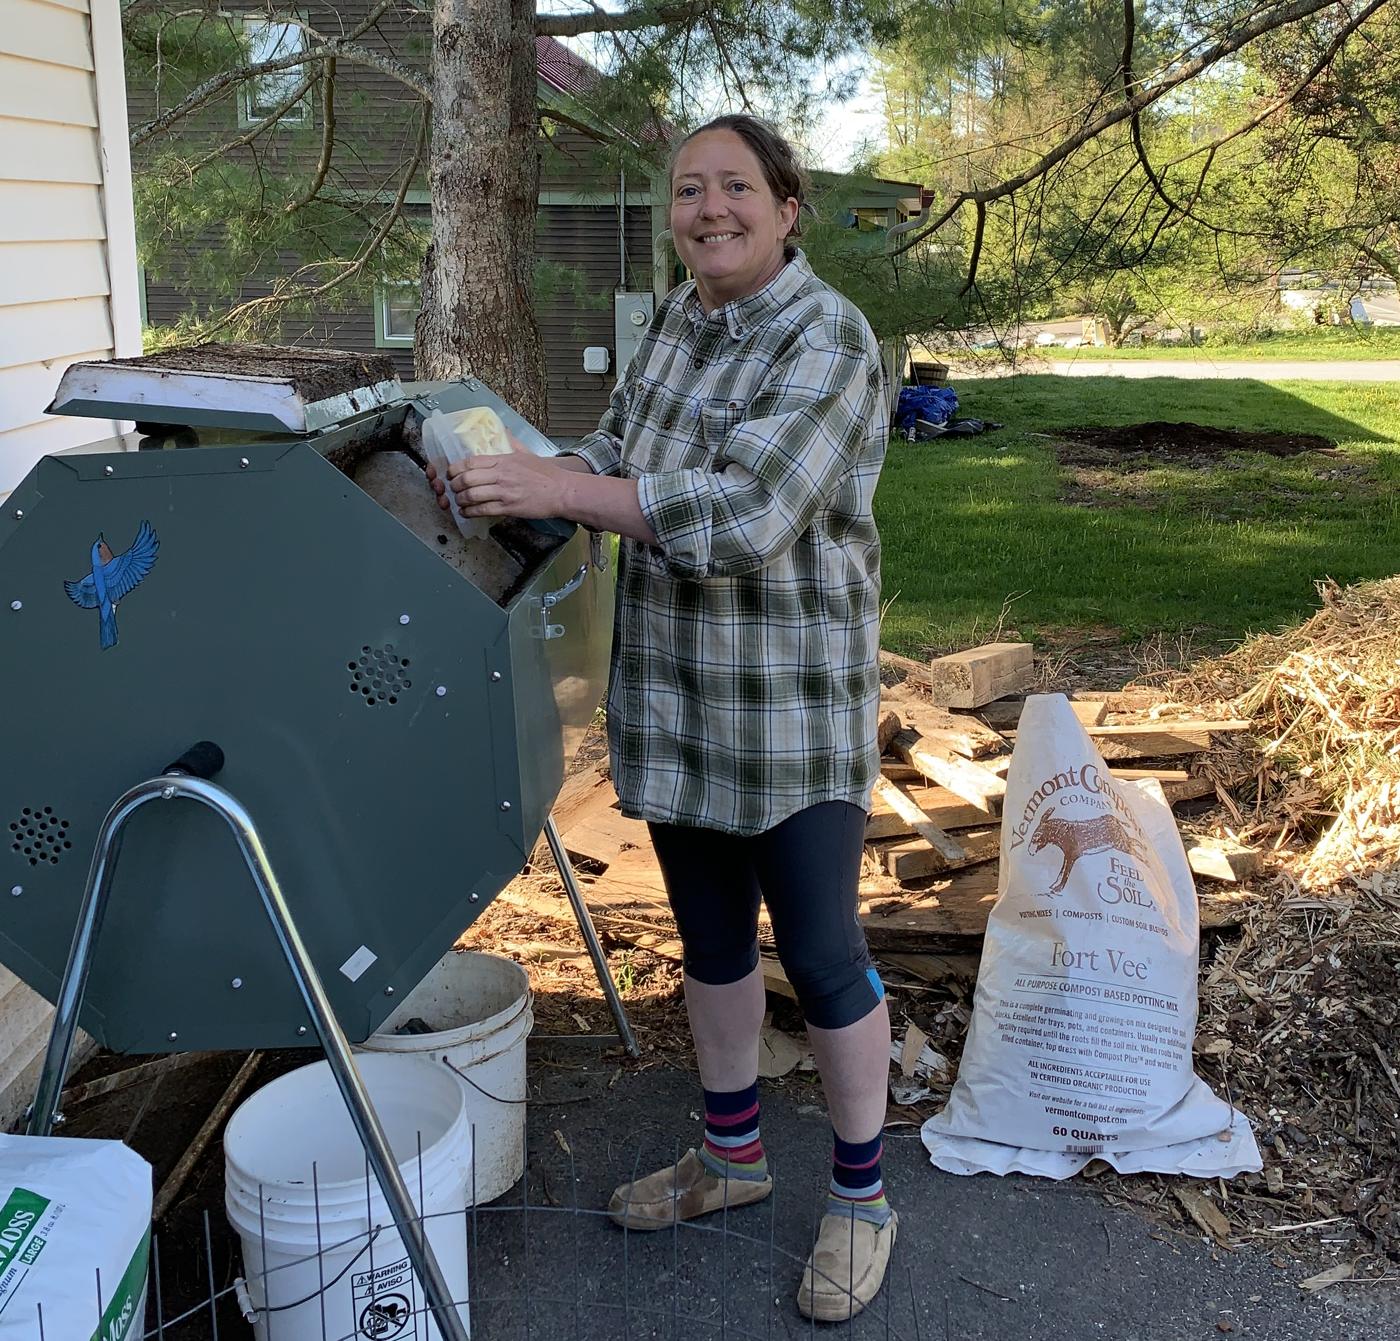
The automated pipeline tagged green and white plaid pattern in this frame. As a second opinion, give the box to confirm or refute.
[567,251,887,836]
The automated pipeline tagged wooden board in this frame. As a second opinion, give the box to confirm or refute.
[925,643,1033,709]
[867,782,996,839]
[874,825,1001,881]
[872,777,967,864]
[860,863,1002,946]
[880,692,1008,760]
[1187,842,1262,883]
[892,730,1006,815]
[877,952,981,986]
[877,708,902,753]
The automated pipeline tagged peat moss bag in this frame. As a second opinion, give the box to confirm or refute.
[0,1135,151,1339]
[922,694,1262,1178]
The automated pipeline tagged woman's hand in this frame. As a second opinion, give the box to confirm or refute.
[425,441,568,520]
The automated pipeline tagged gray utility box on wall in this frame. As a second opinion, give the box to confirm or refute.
[0,346,612,1055]
[614,291,655,377]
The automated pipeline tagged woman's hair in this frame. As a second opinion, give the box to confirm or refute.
[668,114,809,238]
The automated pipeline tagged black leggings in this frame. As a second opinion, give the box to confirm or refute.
[647,801,884,1030]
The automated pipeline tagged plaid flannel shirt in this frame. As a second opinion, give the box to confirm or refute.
[566,251,887,836]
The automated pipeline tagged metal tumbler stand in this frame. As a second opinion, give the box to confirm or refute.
[27,750,471,1341]
[542,815,640,1058]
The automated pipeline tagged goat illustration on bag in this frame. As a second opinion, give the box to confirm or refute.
[1028,802,1149,894]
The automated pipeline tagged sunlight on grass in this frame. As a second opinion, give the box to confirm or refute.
[876,375,1400,653]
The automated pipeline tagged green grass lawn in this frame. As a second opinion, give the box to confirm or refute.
[1036,328,1400,361]
[875,374,1400,654]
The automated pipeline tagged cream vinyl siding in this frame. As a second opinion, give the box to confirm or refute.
[0,0,139,1125]
[0,0,140,497]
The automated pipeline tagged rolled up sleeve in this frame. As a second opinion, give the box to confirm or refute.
[636,331,879,580]
[559,373,630,477]
[563,429,623,477]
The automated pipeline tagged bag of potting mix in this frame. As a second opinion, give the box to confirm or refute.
[0,1134,151,1339]
[922,693,1262,1179]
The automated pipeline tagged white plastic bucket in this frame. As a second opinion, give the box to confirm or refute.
[224,1053,471,1341]
[362,951,532,1204]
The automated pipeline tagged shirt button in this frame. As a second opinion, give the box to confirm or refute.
[691,356,704,369]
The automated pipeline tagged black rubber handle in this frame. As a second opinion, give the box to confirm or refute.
[163,741,225,780]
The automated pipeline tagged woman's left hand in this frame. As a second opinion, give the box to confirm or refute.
[448,442,567,520]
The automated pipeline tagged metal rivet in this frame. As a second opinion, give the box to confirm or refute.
[9,886,21,898]
[231,977,243,989]
[489,671,502,683]
[104,465,114,476]
[11,510,21,520]
[435,685,447,697]
[384,986,395,996]
[161,785,176,800]
[297,1025,308,1036]
[499,800,512,812]
[239,457,250,469]
[168,1031,178,1042]
[9,601,20,612]
[399,614,410,625]
[469,892,479,903]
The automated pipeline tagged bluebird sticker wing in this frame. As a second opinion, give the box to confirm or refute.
[103,521,160,603]
[64,574,99,609]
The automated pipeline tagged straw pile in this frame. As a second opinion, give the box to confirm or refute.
[1149,577,1400,1270]
[1170,575,1400,889]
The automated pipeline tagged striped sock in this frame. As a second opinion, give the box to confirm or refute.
[697,1083,768,1182]
[829,1132,892,1225]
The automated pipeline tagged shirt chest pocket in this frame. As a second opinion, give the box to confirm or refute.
[695,400,746,468]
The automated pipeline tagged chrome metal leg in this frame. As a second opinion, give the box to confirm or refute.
[28,774,470,1341]
[542,813,640,1058]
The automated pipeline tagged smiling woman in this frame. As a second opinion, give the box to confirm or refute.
[428,116,896,1321]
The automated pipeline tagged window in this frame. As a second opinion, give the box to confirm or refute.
[240,19,311,127]
[375,283,420,347]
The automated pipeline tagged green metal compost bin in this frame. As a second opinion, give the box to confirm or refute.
[0,346,612,1053]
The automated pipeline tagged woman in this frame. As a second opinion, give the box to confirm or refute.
[431,115,894,1321]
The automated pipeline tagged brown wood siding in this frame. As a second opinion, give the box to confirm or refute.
[142,203,654,438]
[127,2,429,194]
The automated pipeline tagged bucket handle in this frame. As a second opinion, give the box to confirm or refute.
[242,1226,384,1319]
[442,1054,529,1105]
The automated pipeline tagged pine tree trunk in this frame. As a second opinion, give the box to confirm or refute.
[416,0,547,425]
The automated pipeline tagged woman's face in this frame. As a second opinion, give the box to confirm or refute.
[670,130,799,311]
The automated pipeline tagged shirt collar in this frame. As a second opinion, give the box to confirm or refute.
[683,248,811,341]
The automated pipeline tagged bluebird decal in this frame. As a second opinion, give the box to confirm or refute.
[64,521,160,650]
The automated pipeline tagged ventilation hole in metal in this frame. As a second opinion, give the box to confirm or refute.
[10,806,72,867]
[346,643,411,707]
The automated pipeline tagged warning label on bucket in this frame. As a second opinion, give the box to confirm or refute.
[352,1257,417,1340]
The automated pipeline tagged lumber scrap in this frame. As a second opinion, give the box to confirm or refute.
[550,766,615,835]
[867,782,996,839]
[880,649,936,692]
[860,864,1001,946]
[874,825,1000,881]
[761,955,798,1001]
[1004,719,1251,761]
[1187,842,1262,884]
[925,643,1033,709]
[891,729,1006,815]
[877,952,981,986]
[877,708,903,753]
[872,776,967,864]
[881,693,1007,760]
[559,804,650,865]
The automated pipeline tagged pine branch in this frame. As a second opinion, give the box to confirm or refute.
[195,109,429,340]
[131,38,429,147]
[285,56,338,213]
[537,0,711,37]
[182,68,320,175]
